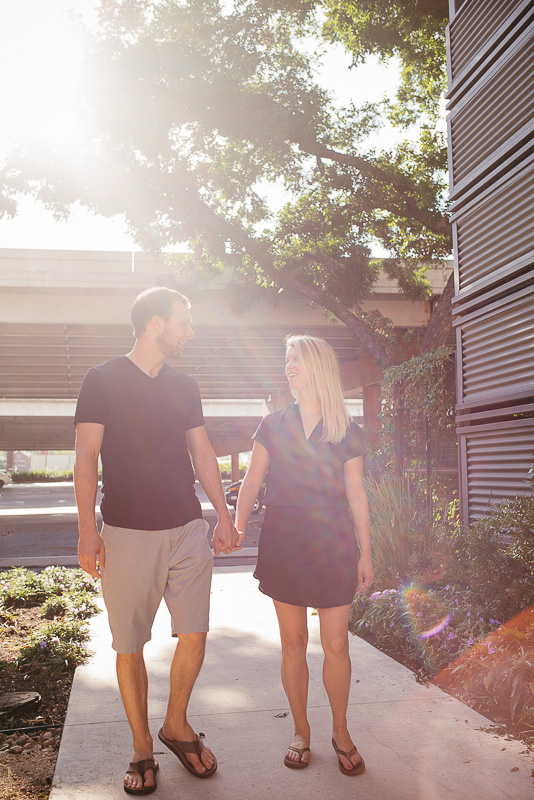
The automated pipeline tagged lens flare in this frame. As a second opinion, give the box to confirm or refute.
[416,613,454,640]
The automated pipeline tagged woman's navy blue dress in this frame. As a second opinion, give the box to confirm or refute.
[253,403,366,608]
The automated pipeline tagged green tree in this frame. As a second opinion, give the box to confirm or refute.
[2,0,451,368]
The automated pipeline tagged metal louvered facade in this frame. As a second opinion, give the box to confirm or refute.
[454,157,534,294]
[460,418,534,517]
[447,0,534,523]
[448,21,534,193]
[447,0,525,82]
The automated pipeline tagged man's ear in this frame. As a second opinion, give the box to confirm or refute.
[149,314,165,332]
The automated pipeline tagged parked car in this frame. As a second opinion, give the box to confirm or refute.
[0,470,13,489]
[225,480,265,515]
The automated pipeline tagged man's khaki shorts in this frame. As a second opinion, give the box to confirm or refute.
[100,519,213,654]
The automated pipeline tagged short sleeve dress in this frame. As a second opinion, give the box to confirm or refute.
[252,403,366,608]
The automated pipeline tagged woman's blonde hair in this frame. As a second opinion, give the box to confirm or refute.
[285,334,351,444]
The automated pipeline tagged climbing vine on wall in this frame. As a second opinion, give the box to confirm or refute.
[381,346,455,429]
[379,346,456,476]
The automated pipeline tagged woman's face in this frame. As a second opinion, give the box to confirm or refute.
[285,345,309,393]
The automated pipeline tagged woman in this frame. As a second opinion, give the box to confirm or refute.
[235,335,373,775]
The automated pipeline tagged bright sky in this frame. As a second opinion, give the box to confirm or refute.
[0,0,399,252]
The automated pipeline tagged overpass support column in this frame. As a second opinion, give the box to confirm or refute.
[231,452,240,482]
[266,390,293,413]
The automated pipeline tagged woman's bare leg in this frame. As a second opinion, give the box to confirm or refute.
[273,600,311,765]
[318,604,363,771]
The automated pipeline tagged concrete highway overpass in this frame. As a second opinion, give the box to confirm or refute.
[0,248,452,455]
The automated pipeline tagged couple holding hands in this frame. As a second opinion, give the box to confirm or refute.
[74,287,373,795]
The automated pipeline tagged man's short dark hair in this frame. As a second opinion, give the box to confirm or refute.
[131,287,190,337]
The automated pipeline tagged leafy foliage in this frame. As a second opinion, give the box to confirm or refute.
[379,345,456,473]
[352,480,534,742]
[364,472,451,589]
[10,470,74,483]
[443,498,534,621]
[322,0,448,122]
[351,585,497,678]
[435,607,534,740]
[0,568,48,608]
[16,619,92,670]
[39,566,100,596]
[40,592,100,621]
[381,345,455,430]
[352,584,534,741]
[3,0,452,368]
[0,568,101,669]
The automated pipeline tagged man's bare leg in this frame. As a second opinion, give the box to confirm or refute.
[160,632,216,775]
[117,650,156,792]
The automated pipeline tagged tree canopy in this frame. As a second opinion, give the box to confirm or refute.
[2,0,451,368]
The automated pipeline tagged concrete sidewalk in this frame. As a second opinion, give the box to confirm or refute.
[50,566,533,800]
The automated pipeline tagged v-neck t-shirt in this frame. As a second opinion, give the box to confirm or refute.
[74,356,204,530]
[253,403,366,508]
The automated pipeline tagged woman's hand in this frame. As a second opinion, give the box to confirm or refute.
[356,552,374,592]
[235,529,247,550]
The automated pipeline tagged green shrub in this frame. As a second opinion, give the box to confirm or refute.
[40,566,100,596]
[16,618,92,669]
[364,473,451,589]
[41,595,71,619]
[442,497,534,620]
[0,567,100,609]
[351,584,501,677]
[218,462,248,479]
[40,591,99,620]
[499,496,534,563]
[10,470,74,483]
[0,567,47,607]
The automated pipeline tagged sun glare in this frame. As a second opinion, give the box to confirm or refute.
[0,1,87,154]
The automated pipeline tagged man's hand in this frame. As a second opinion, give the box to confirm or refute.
[211,514,241,556]
[78,527,106,579]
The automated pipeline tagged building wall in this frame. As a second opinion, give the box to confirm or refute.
[447,0,534,521]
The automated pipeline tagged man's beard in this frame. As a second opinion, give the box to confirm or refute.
[156,330,183,359]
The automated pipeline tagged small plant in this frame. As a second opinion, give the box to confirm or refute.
[0,567,47,608]
[41,595,72,619]
[67,591,101,620]
[16,618,92,669]
[0,602,14,625]
[41,566,100,596]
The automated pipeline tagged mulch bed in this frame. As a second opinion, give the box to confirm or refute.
[0,608,74,800]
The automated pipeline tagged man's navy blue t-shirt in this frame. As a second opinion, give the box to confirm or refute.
[74,356,204,530]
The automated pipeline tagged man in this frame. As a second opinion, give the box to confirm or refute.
[74,287,239,795]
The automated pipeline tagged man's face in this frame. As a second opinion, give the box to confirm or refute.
[156,301,194,358]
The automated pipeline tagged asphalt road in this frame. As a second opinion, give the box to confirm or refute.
[0,482,262,564]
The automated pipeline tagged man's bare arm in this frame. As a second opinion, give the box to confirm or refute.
[186,425,239,556]
[74,422,105,578]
